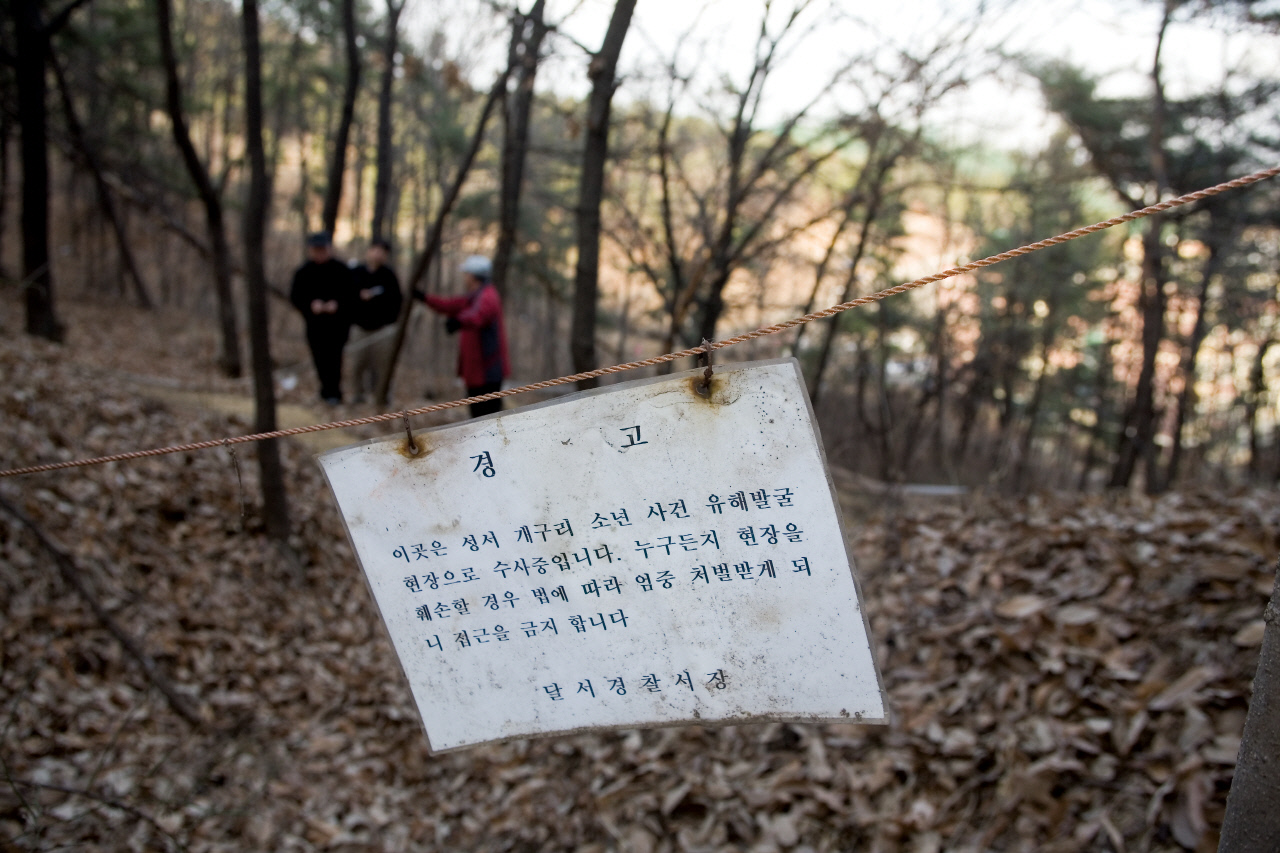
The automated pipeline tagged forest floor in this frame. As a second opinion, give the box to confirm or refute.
[1,289,1277,852]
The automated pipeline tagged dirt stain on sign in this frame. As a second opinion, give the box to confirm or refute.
[396,431,434,460]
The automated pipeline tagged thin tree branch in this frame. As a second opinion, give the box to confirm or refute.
[0,495,210,731]
[9,778,188,851]
[44,0,95,35]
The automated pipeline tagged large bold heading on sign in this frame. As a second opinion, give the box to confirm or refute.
[318,359,886,752]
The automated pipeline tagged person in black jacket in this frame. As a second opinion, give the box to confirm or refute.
[348,239,403,405]
[289,232,355,405]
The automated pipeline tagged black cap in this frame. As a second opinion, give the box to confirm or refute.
[306,231,332,248]
[370,238,392,251]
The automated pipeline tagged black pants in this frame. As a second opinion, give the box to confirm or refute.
[307,327,348,402]
[467,381,503,418]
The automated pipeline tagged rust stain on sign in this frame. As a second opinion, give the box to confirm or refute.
[318,359,886,753]
[686,373,730,403]
[396,431,433,461]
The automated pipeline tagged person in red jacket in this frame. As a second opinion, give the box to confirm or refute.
[419,255,510,417]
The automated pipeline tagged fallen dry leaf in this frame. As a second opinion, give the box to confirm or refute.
[1232,620,1266,647]
[995,593,1049,619]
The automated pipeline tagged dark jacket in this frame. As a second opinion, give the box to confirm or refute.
[289,258,355,340]
[424,283,510,387]
[351,265,403,331]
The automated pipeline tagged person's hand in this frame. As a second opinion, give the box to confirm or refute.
[445,317,462,334]
[325,300,339,313]
[360,289,374,301]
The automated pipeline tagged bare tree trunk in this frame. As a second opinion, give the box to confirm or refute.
[654,104,690,374]
[1108,223,1167,490]
[809,174,886,404]
[350,122,368,241]
[543,282,557,378]
[273,32,305,202]
[0,102,10,278]
[569,0,636,389]
[693,106,852,342]
[242,0,290,542]
[696,270,732,348]
[1109,1,1173,493]
[1273,419,1280,485]
[853,337,869,430]
[1245,339,1274,482]
[1077,341,1112,491]
[370,0,404,242]
[1160,238,1222,491]
[491,0,547,295]
[1013,314,1058,492]
[690,37,764,349]
[320,0,361,236]
[16,0,62,340]
[156,0,241,376]
[873,306,895,482]
[1219,560,1280,852]
[296,138,310,235]
[50,52,155,311]
[615,275,631,363]
[790,130,881,360]
[375,67,512,404]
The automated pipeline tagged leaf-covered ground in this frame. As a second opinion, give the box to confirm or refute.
[1,295,1276,852]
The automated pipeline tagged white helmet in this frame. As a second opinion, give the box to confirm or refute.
[459,255,493,280]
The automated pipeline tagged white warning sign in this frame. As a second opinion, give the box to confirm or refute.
[318,358,886,752]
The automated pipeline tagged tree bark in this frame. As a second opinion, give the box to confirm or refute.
[1076,340,1112,491]
[1219,560,1280,852]
[1108,222,1167,490]
[370,0,404,242]
[694,86,751,347]
[242,0,290,541]
[320,0,361,236]
[654,102,691,373]
[1159,235,1223,491]
[1108,1,1173,492]
[491,0,548,295]
[569,0,636,389]
[790,124,883,360]
[349,121,368,239]
[16,0,62,341]
[156,0,241,376]
[872,302,896,481]
[0,99,10,279]
[1245,339,1273,482]
[1013,307,1059,493]
[693,139,848,346]
[374,67,512,405]
[688,12,854,347]
[808,158,892,403]
[50,52,155,311]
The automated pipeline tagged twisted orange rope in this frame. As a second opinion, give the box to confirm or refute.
[2,165,1276,479]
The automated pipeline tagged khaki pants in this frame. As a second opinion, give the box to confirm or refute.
[348,325,397,404]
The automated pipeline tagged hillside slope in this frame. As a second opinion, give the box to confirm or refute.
[1,321,1276,852]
